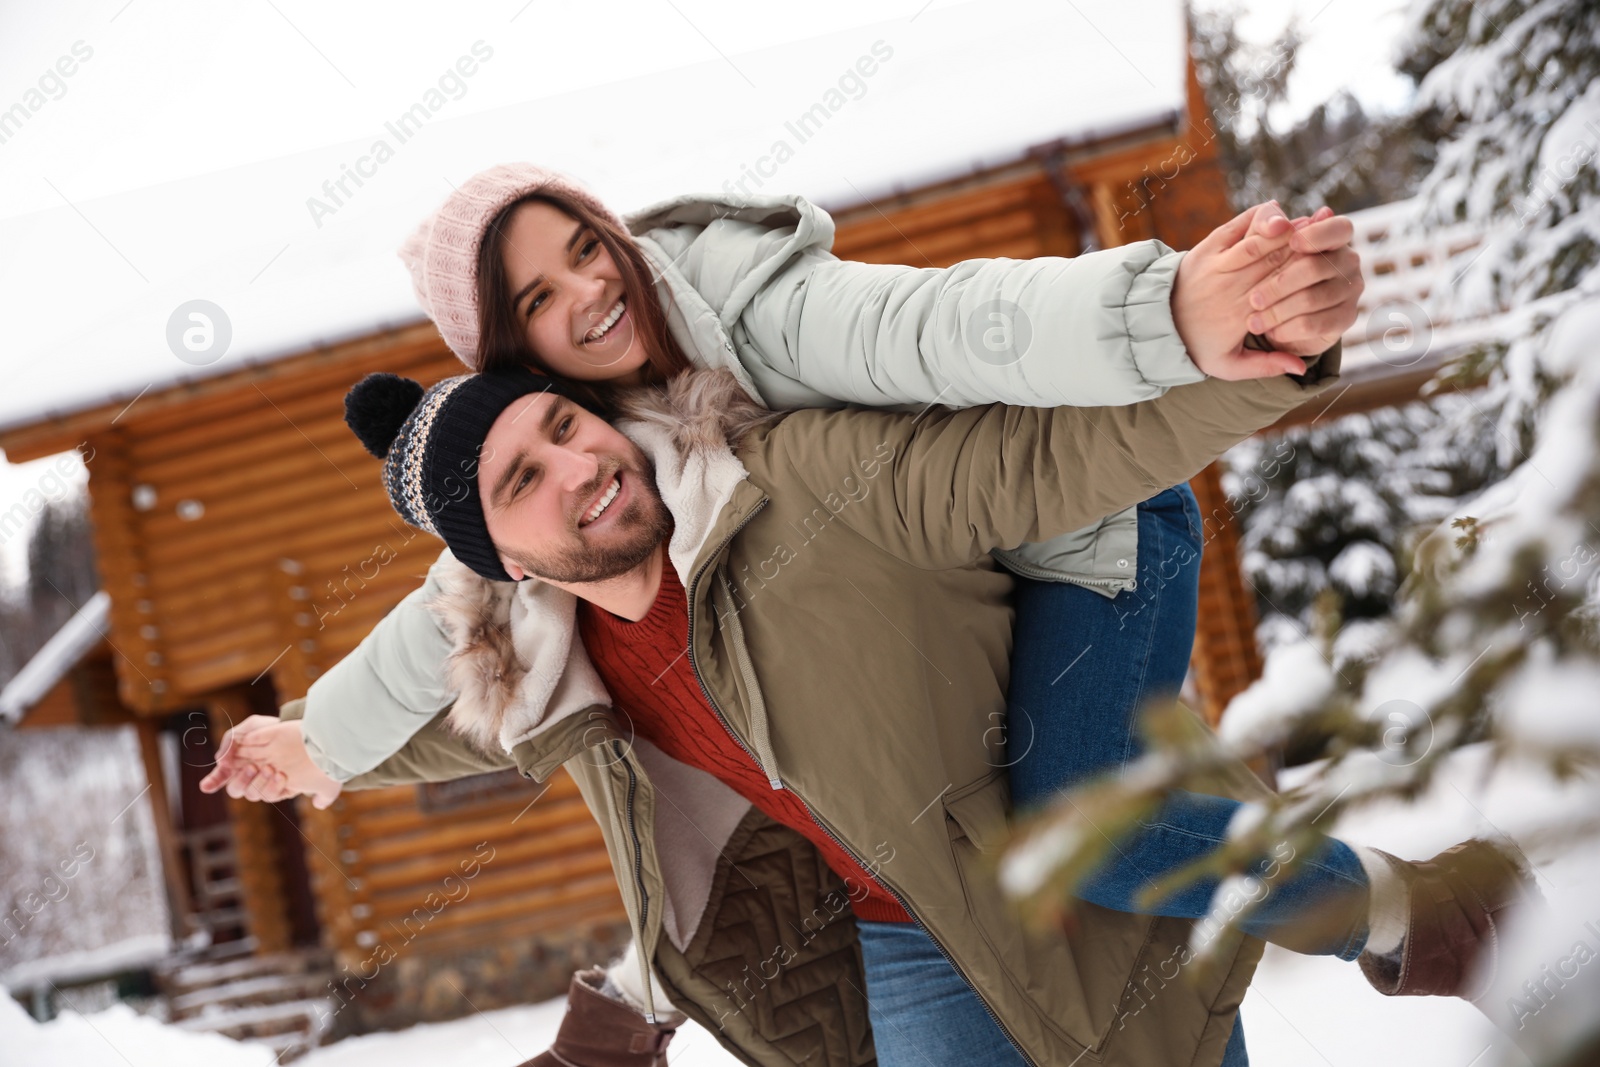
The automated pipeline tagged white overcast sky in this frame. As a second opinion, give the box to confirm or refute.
[1218,0,1416,122]
[0,0,1415,591]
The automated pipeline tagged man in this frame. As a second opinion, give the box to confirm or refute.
[208,331,1535,1066]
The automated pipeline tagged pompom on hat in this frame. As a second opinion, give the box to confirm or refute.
[345,367,607,582]
[398,163,630,368]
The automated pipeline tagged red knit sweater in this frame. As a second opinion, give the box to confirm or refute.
[576,562,911,924]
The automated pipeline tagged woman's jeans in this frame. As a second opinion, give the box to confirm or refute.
[857,484,1369,1067]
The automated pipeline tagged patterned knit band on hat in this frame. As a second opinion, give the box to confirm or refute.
[343,368,607,582]
[396,163,628,367]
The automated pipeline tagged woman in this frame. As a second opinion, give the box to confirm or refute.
[206,164,1397,1066]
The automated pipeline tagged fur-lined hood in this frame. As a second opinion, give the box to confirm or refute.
[425,368,781,758]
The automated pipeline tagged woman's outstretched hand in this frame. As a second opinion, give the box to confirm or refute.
[199,715,344,810]
[1254,205,1364,357]
[1172,200,1364,379]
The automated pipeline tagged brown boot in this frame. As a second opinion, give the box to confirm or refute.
[1357,837,1543,1002]
[519,966,680,1067]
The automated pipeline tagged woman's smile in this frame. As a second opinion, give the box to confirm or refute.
[582,295,628,345]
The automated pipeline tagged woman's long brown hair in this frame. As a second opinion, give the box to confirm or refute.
[474,190,692,409]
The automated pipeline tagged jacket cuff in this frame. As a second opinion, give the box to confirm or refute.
[1300,337,1343,383]
[1123,247,1207,389]
[1244,332,1344,386]
[278,697,357,783]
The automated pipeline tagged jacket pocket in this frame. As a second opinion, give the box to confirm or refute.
[943,773,1013,854]
[942,774,1111,1051]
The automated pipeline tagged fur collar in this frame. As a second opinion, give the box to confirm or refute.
[426,368,780,756]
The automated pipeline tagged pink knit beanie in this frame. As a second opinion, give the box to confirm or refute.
[397,163,630,368]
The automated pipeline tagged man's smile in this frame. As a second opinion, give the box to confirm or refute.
[578,470,625,528]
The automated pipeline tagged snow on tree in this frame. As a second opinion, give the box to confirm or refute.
[1001,3,1600,1062]
[1405,0,1600,455]
[1226,393,1503,678]
[1189,2,1437,216]
[0,725,170,980]
[0,494,98,693]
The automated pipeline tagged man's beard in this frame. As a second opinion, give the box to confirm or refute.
[506,459,673,584]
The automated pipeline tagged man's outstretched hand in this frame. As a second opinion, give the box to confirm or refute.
[1172,200,1364,379]
[199,715,344,810]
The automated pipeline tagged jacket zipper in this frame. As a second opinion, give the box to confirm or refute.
[789,790,1039,1067]
[683,498,1041,1067]
[614,739,657,1022]
[608,499,771,1030]
[684,498,775,778]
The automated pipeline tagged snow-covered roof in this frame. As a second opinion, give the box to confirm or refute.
[0,0,1186,436]
[1,932,171,994]
[0,590,111,725]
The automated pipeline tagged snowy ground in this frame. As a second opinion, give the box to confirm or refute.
[0,986,743,1067]
[5,737,1591,1067]
[0,948,1518,1067]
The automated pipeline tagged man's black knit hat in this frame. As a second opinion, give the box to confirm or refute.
[343,368,607,582]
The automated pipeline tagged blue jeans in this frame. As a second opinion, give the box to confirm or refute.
[1006,484,1369,958]
[858,485,1368,1067]
[858,920,1248,1067]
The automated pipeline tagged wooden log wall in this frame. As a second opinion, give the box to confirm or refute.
[830,166,1083,263]
[86,431,168,711]
[79,335,458,713]
[310,773,623,962]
